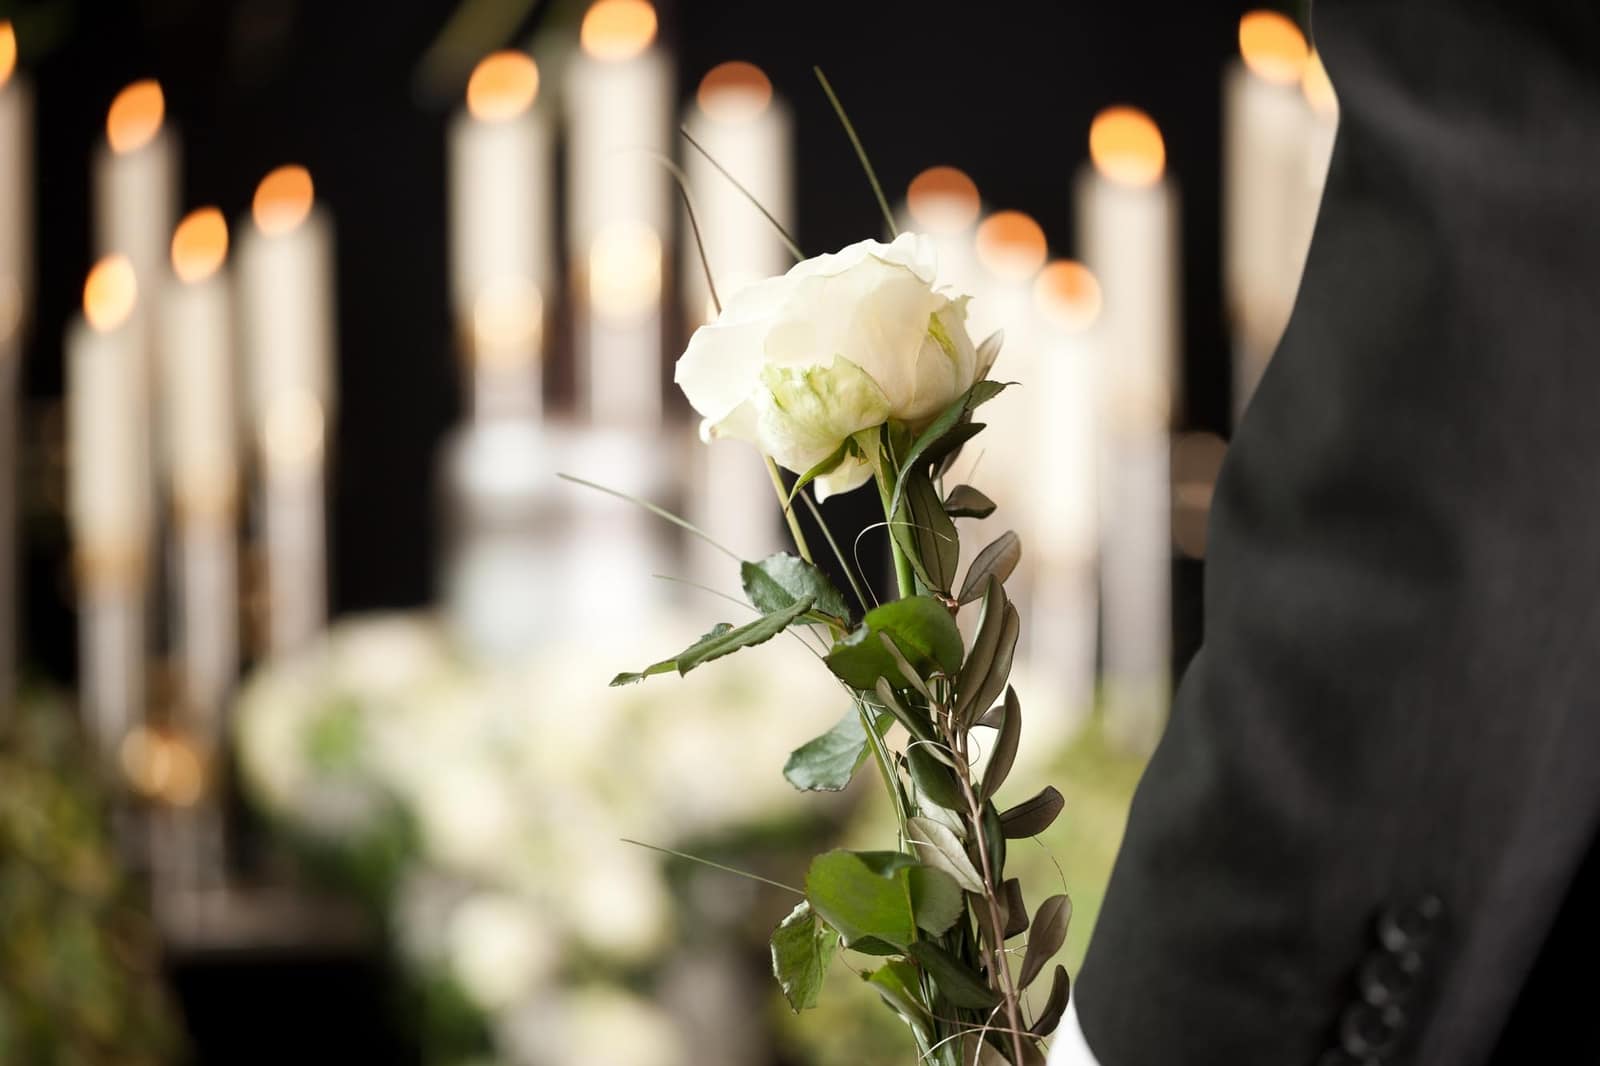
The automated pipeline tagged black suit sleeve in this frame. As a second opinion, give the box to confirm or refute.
[1075,2,1600,1063]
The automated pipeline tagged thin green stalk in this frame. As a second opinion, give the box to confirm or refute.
[765,456,815,565]
[877,471,917,600]
[814,66,899,239]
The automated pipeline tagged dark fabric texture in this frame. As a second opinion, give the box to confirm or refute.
[1074,2,1600,1064]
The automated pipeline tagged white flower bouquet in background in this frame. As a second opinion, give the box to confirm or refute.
[592,70,1074,1066]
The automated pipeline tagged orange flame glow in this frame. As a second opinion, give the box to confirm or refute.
[907,166,980,235]
[107,80,165,154]
[580,0,657,62]
[84,256,137,332]
[171,208,229,284]
[1239,11,1309,86]
[252,165,314,237]
[1089,106,1166,188]
[697,61,772,123]
[975,211,1048,284]
[467,51,539,122]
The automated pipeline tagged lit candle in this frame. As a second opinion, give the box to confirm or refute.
[68,256,151,768]
[681,60,792,589]
[236,166,335,656]
[1223,11,1312,420]
[1027,260,1102,717]
[1291,49,1339,279]
[1074,105,1179,755]
[565,0,671,430]
[0,19,30,711]
[967,209,1047,544]
[94,80,179,295]
[680,60,792,324]
[160,208,238,739]
[449,50,551,420]
[898,165,983,299]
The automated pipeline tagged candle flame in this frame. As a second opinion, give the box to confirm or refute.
[1239,11,1309,86]
[975,210,1047,284]
[0,22,16,87]
[580,0,657,62]
[1033,260,1101,333]
[697,61,772,124]
[171,207,229,283]
[1301,49,1337,115]
[467,51,539,122]
[907,166,980,235]
[84,255,137,332]
[262,390,325,470]
[106,79,165,154]
[120,726,205,806]
[1089,106,1166,188]
[253,165,314,236]
[589,221,662,319]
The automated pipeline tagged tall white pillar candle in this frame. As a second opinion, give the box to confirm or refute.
[94,80,179,302]
[237,166,336,657]
[565,0,671,430]
[1075,106,1179,755]
[68,256,151,769]
[1026,262,1102,717]
[1223,11,1311,422]
[160,208,239,742]
[449,50,552,421]
[0,21,31,712]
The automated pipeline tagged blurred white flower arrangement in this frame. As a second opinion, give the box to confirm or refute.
[235,610,846,1065]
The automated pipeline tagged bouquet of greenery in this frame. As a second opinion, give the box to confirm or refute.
[597,72,1071,1066]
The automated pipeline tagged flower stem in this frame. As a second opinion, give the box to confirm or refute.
[876,471,916,600]
[765,456,815,565]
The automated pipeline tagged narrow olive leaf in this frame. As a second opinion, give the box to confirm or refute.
[975,890,1006,954]
[906,940,1001,1010]
[964,603,1020,729]
[825,596,964,691]
[891,468,959,595]
[925,420,984,476]
[770,901,837,1012]
[878,632,931,701]
[865,961,931,1037]
[958,531,1022,605]
[967,378,1010,410]
[907,816,983,894]
[609,624,729,685]
[911,773,966,838]
[874,678,936,745]
[999,786,1065,839]
[1030,966,1072,1037]
[980,687,1022,804]
[1002,877,1029,939]
[943,484,997,520]
[742,553,853,622]
[1018,894,1072,989]
[783,707,890,792]
[886,390,973,518]
[907,743,965,811]
[982,800,1007,878]
[907,864,965,936]
[953,577,1007,721]
[805,850,917,949]
[976,702,1005,729]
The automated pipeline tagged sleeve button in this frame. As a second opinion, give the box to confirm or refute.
[1341,1003,1405,1057]
[1360,948,1423,1006]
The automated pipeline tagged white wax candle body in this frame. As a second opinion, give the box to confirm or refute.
[1223,60,1313,418]
[1075,169,1179,430]
[68,317,152,553]
[175,517,238,738]
[564,47,673,255]
[80,584,145,769]
[686,433,783,602]
[0,74,32,324]
[1075,166,1179,755]
[159,274,237,509]
[93,130,179,291]
[262,465,325,657]
[680,98,793,323]
[236,207,337,430]
[448,102,553,419]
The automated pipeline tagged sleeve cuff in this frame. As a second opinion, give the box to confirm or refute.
[1045,1001,1103,1066]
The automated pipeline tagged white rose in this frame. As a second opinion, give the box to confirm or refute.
[675,232,1000,499]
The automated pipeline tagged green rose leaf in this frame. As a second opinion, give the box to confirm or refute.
[610,596,814,685]
[783,707,890,792]
[742,552,853,623]
[906,940,1001,1010]
[804,851,964,949]
[907,742,966,813]
[886,378,1013,518]
[770,901,837,1013]
[825,596,963,692]
[786,437,854,504]
[864,960,930,1038]
[943,484,997,520]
